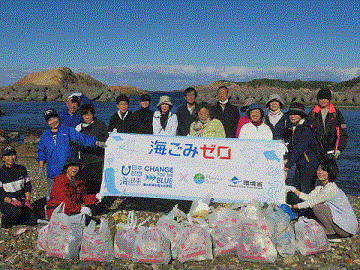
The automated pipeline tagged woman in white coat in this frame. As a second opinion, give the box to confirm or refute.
[238,103,273,140]
[153,95,178,136]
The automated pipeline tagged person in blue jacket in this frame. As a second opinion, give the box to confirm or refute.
[37,109,104,199]
[58,93,92,128]
[283,102,319,205]
[264,94,290,140]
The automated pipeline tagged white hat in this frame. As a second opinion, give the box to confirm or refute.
[157,95,173,108]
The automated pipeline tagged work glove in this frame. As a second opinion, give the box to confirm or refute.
[10,199,22,207]
[25,199,33,210]
[80,206,92,216]
[285,185,297,193]
[95,193,103,202]
[96,141,107,148]
[333,150,341,159]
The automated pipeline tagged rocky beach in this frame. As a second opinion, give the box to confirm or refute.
[0,142,358,270]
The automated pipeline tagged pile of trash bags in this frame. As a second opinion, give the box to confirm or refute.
[37,199,331,264]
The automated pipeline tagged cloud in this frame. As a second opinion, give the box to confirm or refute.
[1,65,359,92]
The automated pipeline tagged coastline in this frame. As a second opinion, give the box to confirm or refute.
[0,144,359,269]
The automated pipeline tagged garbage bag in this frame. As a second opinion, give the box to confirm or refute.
[80,218,114,262]
[210,218,241,256]
[273,225,296,257]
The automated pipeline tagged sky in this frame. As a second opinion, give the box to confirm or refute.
[1,0,360,91]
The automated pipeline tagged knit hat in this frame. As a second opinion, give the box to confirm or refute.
[266,94,285,109]
[287,102,307,118]
[246,103,264,118]
[44,109,59,122]
[1,146,17,157]
[63,156,82,171]
[157,95,173,108]
[317,88,332,100]
[139,94,151,102]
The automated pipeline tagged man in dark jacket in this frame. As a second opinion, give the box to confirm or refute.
[176,87,200,136]
[309,87,348,159]
[108,94,135,133]
[133,94,154,134]
[211,86,240,138]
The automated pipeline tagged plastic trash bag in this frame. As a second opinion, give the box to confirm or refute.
[132,226,171,264]
[273,225,296,257]
[210,218,241,256]
[114,211,148,260]
[295,217,330,256]
[37,222,49,251]
[80,218,114,262]
[207,207,241,227]
[263,204,290,235]
[189,195,213,218]
[239,200,264,221]
[46,203,85,259]
[173,222,213,262]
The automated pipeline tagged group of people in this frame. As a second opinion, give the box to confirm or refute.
[0,87,357,242]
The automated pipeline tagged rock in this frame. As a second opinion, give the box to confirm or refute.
[7,131,20,139]
[24,134,40,145]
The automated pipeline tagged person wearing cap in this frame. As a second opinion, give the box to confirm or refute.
[37,109,104,200]
[108,94,135,133]
[58,93,92,128]
[283,102,319,205]
[46,156,98,220]
[211,86,240,138]
[176,87,200,136]
[238,103,273,140]
[133,94,154,134]
[309,87,348,159]
[235,97,254,138]
[0,146,37,228]
[264,94,290,140]
[189,102,226,138]
[75,104,109,194]
[153,95,178,136]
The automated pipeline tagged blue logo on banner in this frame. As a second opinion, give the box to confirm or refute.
[146,175,156,181]
[263,151,280,162]
[230,176,242,184]
[121,165,131,175]
[194,173,205,184]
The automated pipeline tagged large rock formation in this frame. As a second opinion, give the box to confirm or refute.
[0,67,146,102]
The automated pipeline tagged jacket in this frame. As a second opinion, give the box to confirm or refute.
[309,104,348,154]
[211,102,240,138]
[37,125,97,179]
[238,121,273,140]
[176,103,200,136]
[189,118,226,138]
[133,107,154,134]
[108,111,135,133]
[284,119,318,169]
[235,115,251,138]
[0,164,31,201]
[46,173,97,220]
[264,112,290,140]
[153,111,178,136]
[76,118,109,164]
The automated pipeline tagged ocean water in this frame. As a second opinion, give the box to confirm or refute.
[0,92,359,196]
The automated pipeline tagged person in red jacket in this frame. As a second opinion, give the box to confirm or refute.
[46,156,98,220]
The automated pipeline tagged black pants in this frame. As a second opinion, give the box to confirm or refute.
[0,201,37,228]
[81,162,104,194]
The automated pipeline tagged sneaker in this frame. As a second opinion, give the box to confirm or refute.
[327,234,343,243]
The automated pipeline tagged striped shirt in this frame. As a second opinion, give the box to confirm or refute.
[0,164,31,201]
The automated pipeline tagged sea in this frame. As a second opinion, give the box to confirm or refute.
[0,91,359,196]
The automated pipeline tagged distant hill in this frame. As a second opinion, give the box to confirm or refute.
[0,67,146,101]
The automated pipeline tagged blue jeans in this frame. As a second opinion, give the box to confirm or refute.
[47,178,54,200]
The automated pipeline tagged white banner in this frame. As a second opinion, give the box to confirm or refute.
[100,133,287,204]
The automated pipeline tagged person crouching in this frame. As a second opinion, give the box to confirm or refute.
[46,156,98,220]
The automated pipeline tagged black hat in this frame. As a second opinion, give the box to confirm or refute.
[44,109,59,122]
[317,87,332,100]
[1,146,17,157]
[63,156,82,171]
[139,94,151,102]
[287,102,307,118]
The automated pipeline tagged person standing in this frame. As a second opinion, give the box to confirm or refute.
[235,97,254,138]
[37,109,103,199]
[189,102,226,138]
[133,94,154,134]
[59,93,92,128]
[309,87,348,159]
[108,94,135,133]
[264,94,290,140]
[238,103,273,140]
[0,146,37,228]
[283,102,319,204]
[76,104,109,194]
[153,95,178,136]
[176,87,200,136]
[211,86,239,138]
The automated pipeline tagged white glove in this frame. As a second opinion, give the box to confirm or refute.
[96,193,103,202]
[80,206,92,216]
[285,185,296,193]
